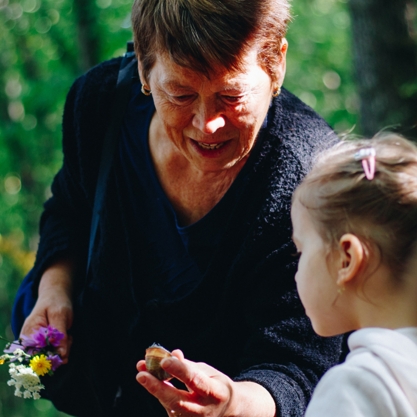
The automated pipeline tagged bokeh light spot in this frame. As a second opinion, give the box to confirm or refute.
[21,0,39,13]
[96,0,112,9]
[8,101,25,121]
[47,9,60,25]
[22,114,38,130]
[300,91,317,109]
[0,0,10,9]
[5,78,22,99]
[35,16,52,33]
[323,71,341,90]
[4,175,22,195]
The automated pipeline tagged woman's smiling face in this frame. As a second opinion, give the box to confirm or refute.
[141,43,286,173]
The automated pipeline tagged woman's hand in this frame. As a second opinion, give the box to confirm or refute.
[136,350,276,417]
[20,259,74,363]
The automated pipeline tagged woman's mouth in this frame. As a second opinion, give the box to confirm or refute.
[196,142,225,150]
[190,139,232,158]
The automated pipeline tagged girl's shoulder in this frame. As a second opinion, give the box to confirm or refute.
[306,328,417,417]
[305,361,397,417]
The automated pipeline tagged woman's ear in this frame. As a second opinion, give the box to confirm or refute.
[337,234,364,287]
[275,38,288,87]
[137,60,146,86]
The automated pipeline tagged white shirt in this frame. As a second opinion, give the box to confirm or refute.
[305,327,417,417]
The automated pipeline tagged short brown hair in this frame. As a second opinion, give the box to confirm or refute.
[294,133,417,279]
[131,0,291,83]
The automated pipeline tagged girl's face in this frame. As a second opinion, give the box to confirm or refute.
[291,198,352,336]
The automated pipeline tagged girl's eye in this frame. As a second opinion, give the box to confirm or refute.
[291,251,301,260]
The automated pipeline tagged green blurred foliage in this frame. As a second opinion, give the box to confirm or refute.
[0,0,355,415]
[285,0,358,134]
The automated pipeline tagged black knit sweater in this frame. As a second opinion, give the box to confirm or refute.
[31,57,342,417]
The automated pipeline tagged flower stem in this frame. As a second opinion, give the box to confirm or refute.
[0,336,11,344]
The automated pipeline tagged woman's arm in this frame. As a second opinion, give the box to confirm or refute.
[29,58,121,294]
[20,258,74,362]
[20,59,121,331]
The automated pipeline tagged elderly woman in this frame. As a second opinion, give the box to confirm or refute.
[16,0,343,416]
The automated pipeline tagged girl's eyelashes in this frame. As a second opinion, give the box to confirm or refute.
[291,251,301,259]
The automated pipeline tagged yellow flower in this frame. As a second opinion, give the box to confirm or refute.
[29,355,52,377]
[0,359,5,365]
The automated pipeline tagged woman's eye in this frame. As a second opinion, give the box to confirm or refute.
[291,251,301,260]
[222,95,242,104]
[171,95,195,104]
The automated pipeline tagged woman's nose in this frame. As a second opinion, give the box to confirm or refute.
[192,101,226,134]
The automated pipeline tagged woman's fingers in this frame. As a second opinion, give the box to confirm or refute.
[137,370,189,410]
[19,296,73,362]
[162,356,228,399]
[136,359,147,372]
[137,356,196,414]
[136,350,237,416]
[171,349,185,361]
[136,353,275,417]
[45,302,73,360]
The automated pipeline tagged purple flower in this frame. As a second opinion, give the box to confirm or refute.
[47,354,63,371]
[20,333,43,349]
[45,326,64,348]
[3,341,24,354]
[21,326,64,350]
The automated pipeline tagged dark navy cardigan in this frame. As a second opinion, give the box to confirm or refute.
[30,57,342,417]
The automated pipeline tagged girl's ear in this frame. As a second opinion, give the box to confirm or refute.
[337,234,364,286]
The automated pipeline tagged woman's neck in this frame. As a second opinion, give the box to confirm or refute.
[148,117,247,226]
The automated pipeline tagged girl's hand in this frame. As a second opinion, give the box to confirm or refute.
[136,350,276,417]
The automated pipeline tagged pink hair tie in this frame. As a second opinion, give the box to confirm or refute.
[354,147,376,180]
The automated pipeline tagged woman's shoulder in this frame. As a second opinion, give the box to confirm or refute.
[69,57,123,104]
[272,88,338,148]
[258,88,338,179]
[262,88,339,175]
[62,57,126,139]
[60,57,126,183]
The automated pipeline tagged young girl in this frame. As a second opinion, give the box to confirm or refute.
[291,133,417,416]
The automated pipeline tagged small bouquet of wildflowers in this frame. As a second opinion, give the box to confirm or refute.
[0,325,64,399]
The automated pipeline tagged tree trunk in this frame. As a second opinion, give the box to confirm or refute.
[348,0,417,140]
[73,0,101,72]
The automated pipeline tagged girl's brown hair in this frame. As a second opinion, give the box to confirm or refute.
[131,0,291,83]
[293,133,417,279]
